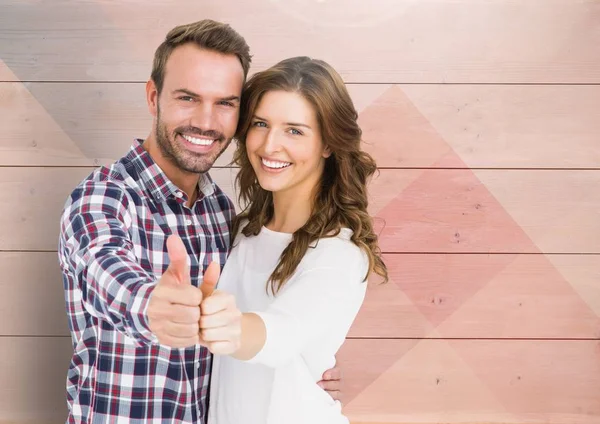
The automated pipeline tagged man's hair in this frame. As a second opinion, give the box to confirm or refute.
[151,19,252,94]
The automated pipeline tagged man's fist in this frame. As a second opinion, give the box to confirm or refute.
[147,235,203,348]
[198,262,243,355]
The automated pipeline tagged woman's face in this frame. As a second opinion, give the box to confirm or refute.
[245,90,330,198]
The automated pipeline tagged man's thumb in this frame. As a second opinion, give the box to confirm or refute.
[166,234,190,284]
[200,261,220,298]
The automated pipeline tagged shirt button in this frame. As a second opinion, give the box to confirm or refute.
[185,219,193,226]
[175,191,183,198]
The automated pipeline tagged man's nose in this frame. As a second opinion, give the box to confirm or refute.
[192,103,215,131]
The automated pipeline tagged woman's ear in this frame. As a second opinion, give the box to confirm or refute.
[322,145,332,159]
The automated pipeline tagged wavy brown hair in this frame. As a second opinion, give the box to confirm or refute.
[233,56,388,294]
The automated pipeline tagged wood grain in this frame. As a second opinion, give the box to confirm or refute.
[3,82,600,168]
[0,252,68,336]
[351,253,600,339]
[339,339,600,424]
[1,337,598,423]
[362,84,600,169]
[1,0,599,83]
[370,169,600,254]
[0,337,71,423]
[0,167,237,251]
[1,168,598,253]
[3,251,598,339]
[1,1,598,424]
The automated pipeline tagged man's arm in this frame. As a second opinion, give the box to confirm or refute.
[59,181,201,347]
[318,362,343,402]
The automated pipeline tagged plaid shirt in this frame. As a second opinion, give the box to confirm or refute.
[58,140,235,423]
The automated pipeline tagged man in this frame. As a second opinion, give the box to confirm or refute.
[58,19,341,423]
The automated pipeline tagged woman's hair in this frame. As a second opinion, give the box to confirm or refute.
[233,56,388,294]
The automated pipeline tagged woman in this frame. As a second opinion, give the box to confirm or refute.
[207,56,388,424]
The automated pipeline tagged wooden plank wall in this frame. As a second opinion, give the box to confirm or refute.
[1,1,599,423]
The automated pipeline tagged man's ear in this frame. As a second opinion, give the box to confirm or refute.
[146,79,159,118]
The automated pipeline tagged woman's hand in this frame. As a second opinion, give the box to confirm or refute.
[199,289,243,355]
[198,262,243,355]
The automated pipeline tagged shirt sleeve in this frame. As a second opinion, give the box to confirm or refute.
[244,249,368,368]
[58,180,158,346]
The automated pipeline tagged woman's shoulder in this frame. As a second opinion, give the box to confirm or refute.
[234,217,250,235]
[230,217,254,244]
[300,228,369,275]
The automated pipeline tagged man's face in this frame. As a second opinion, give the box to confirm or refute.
[148,44,244,173]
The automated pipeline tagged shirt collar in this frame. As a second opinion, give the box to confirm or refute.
[126,138,215,204]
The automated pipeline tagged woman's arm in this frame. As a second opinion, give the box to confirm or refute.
[230,312,267,360]
[198,247,368,365]
[237,265,367,367]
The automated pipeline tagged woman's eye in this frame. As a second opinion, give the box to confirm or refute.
[252,121,267,128]
[289,128,303,136]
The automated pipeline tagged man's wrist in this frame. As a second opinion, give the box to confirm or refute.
[126,279,159,345]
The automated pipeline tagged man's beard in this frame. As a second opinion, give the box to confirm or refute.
[155,108,231,174]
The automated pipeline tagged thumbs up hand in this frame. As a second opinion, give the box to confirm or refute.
[199,261,219,299]
[198,262,242,355]
[165,234,192,285]
[147,235,203,348]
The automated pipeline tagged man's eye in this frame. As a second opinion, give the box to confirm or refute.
[219,101,234,107]
[179,96,194,102]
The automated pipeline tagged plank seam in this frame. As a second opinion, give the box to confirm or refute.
[3,250,600,255]
[1,335,598,341]
[2,166,600,171]
[3,80,600,86]
[346,337,600,341]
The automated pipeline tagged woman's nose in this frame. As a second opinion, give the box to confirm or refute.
[262,129,282,154]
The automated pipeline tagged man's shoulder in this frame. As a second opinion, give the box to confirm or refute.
[212,182,234,205]
[204,172,236,212]
[74,155,142,193]
[64,156,142,211]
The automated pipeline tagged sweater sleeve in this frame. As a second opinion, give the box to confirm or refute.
[244,245,368,368]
